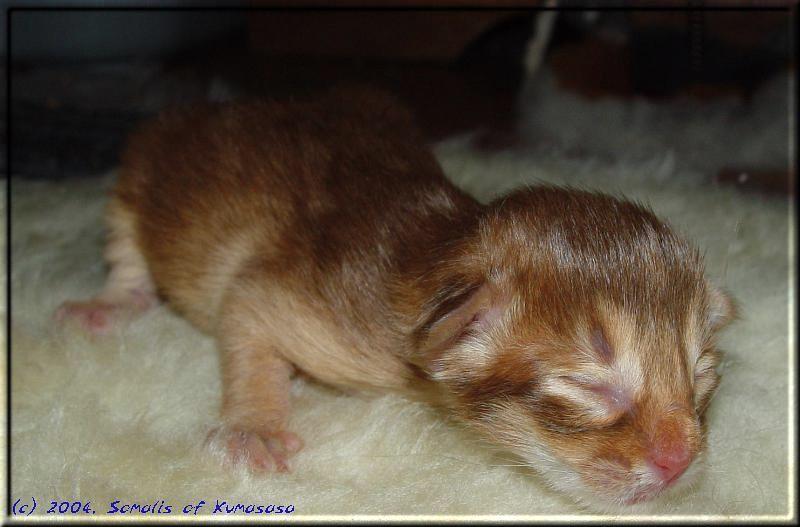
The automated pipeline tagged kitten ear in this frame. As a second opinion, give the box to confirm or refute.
[707,284,737,330]
[417,281,505,357]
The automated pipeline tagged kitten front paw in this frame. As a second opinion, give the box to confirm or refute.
[55,290,156,335]
[54,300,121,335]
[207,426,303,473]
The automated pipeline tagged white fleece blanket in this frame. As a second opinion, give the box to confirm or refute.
[6,68,793,520]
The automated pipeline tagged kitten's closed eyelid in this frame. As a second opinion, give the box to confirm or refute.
[542,375,633,428]
[693,348,721,373]
[693,368,720,413]
[692,348,721,399]
[534,393,617,434]
[584,382,633,411]
[558,375,631,403]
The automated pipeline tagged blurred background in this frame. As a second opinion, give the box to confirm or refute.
[5,1,795,193]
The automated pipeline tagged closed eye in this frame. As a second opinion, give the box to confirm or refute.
[539,374,633,429]
[693,348,721,413]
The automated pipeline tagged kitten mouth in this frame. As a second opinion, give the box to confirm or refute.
[623,485,664,505]
[623,492,651,505]
[585,470,666,506]
[622,480,671,505]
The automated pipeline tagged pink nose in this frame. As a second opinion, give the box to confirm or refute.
[648,442,691,484]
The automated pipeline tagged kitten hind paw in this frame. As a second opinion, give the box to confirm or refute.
[207,427,303,474]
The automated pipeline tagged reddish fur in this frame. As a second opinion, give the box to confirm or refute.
[58,86,735,504]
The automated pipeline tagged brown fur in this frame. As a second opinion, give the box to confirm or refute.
[59,86,735,506]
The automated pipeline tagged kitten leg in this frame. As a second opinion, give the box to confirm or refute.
[55,197,157,335]
[209,336,303,473]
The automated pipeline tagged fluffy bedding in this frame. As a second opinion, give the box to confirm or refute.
[6,68,793,519]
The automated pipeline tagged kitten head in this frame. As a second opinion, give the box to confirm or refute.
[410,186,735,507]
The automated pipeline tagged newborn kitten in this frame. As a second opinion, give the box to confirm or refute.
[56,86,735,508]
